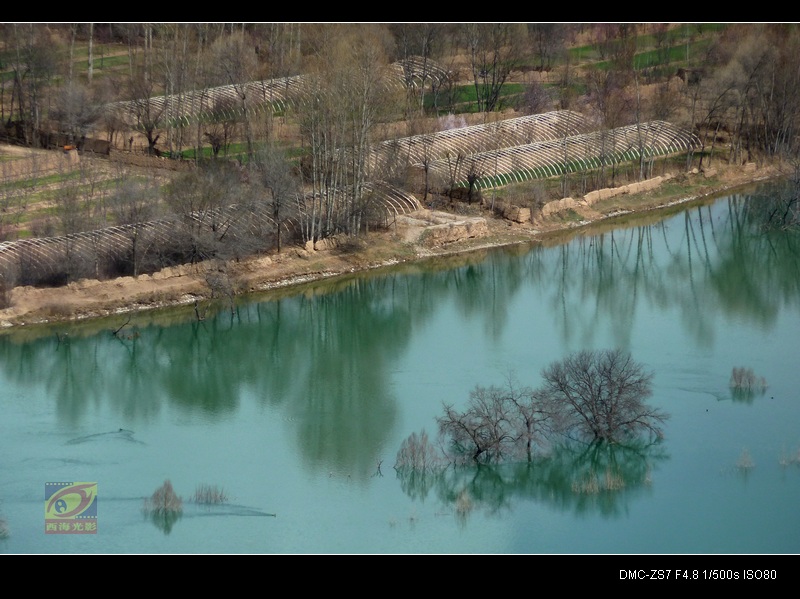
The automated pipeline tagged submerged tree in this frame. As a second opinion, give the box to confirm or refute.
[437,384,515,465]
[394,429,443,472]
[729,366,768,403]
[143,479,183,515]
[142,479,183,535]
[431,350,666,466]
[539,349,667,444]
[436,375,553,465]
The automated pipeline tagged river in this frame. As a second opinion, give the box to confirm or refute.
[1,183,799,555]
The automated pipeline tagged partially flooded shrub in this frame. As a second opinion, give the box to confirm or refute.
[455,489,473,515]
[604,468,626,491]
[737,448,755,470]
[191,483,228,505]
[394,429,444,472]
[779,445,800,467]
[143,479,183,515]
[571,468,626,494]
[572,471,600,495]
[730,367,768,402]
[730,367,767,390]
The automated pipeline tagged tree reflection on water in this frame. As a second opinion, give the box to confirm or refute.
[395,438,668,522]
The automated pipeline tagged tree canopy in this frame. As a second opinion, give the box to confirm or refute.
[404,349,667,469]
[540,349,667,443]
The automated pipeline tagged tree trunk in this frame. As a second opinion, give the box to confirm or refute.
[88,23,94,85]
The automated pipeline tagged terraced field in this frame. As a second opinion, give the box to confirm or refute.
[1,25,708,292]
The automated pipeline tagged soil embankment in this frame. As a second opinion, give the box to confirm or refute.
[0,161,783,331]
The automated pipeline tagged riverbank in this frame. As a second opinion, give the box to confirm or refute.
[0,161,784,333]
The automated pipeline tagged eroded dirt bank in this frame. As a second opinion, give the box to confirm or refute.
[0,163,783,332]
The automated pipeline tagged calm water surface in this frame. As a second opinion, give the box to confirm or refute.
[1,186,799,554]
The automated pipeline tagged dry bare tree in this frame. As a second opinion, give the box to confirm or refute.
[162,162,246,264]
[143,479,183,515]
[390,23,444,118]
[49,81,103,147]
[394,429,443,472]
[539,349,667,444]
[5,24,59,145]
[298,24,400,241]
[108,176,160,276]
[437,383,517,465]
[527,23,569,73]
[461,23,526,113]
[500,373,555,463]
[209,32,260,159]
[143,479,183,534]
[126,72,166,156]
[250,142,301,253]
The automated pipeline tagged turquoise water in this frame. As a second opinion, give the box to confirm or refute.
[1,187,799,554]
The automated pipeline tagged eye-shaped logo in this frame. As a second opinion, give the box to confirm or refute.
[45,482,97,519]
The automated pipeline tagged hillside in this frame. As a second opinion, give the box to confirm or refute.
[0,153,783,332]
[1,23,796,329]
